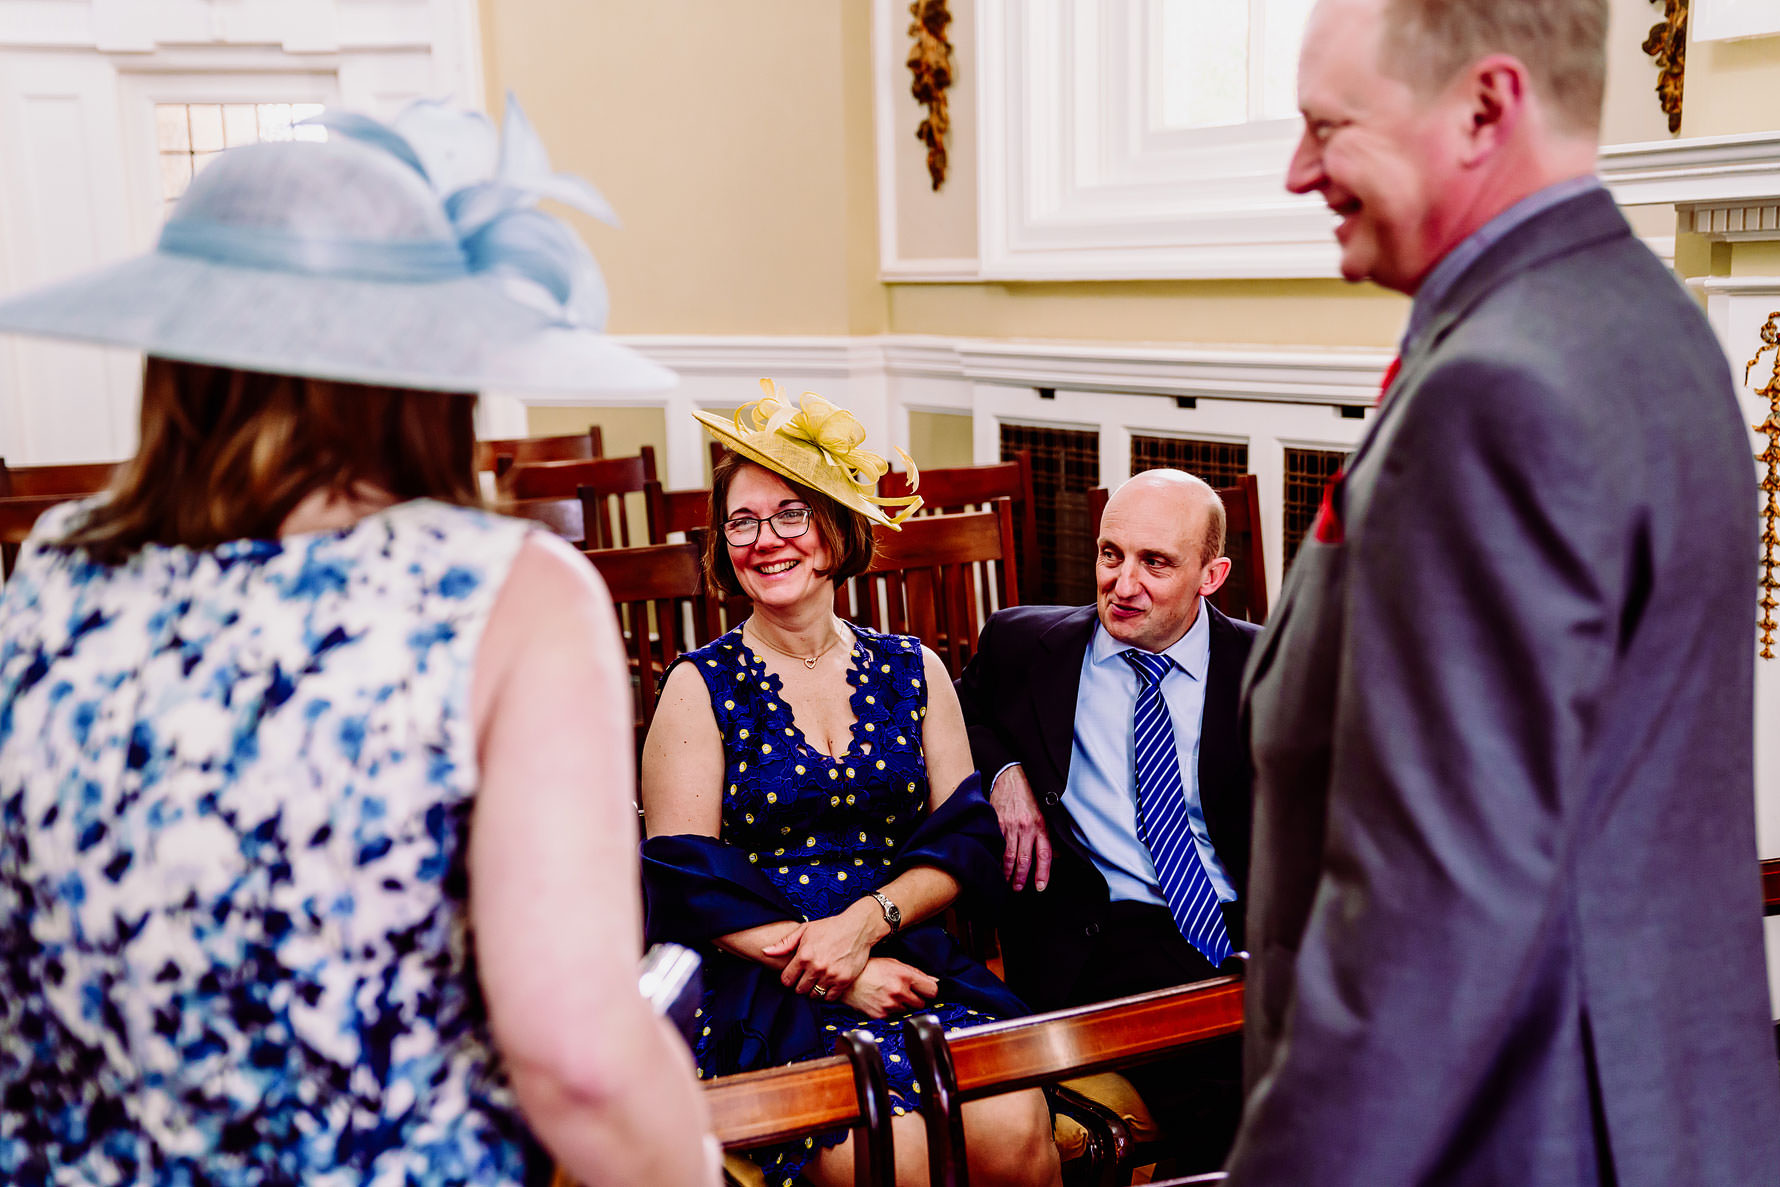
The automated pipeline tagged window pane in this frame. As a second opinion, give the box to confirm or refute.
[155,104,190,152]
[222,104,258,147]
[159,152,194,202]
[1159,0,1250,129]
[289,103,327,142]
[1260,0,1317,119]
[188,104,224,152]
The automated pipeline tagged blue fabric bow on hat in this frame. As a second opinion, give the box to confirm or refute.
[310,92,613,331]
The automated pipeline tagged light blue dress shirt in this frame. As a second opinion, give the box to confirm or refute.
[1058,606,1236,906]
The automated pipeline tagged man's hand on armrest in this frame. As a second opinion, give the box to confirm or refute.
[990,764,1052,892]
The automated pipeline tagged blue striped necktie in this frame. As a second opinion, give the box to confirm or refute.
[1120,648,1233,968]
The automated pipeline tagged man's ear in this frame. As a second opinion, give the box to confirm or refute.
[1459,53,1528,166]
[1198,556,1233,599]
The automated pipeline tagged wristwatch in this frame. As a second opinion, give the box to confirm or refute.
[869,890,902,933]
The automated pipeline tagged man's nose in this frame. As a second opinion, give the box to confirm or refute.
[1285,132,1324,195]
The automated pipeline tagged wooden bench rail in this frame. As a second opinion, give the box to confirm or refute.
[705,1054,861,1151]
[703,1031,896,1187]
[947,977,1245,1103]
[1763,857,1779,916]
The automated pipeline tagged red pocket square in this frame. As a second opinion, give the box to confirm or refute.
[1312,470,1346,544]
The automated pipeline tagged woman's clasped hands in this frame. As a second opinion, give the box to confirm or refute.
[762,907,939,1020]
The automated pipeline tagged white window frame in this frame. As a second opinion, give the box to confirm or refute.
[975,0,1337,281]
[1692,0,1780,43]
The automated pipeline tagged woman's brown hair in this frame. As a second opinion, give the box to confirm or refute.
[61,357,480,563]
[702,451,875,597]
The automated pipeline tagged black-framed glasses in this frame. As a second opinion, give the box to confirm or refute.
[722,506,815,546]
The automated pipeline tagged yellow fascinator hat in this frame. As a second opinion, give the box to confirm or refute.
[694,378,924,530]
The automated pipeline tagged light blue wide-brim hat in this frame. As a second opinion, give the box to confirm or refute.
[0,95,673,396]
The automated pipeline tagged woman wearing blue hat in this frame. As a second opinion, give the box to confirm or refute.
[0,99,714,1185]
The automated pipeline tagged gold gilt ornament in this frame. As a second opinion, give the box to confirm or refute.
[907,0,955,190]
[1642,0,1689,135]
[1745,312,1780,658]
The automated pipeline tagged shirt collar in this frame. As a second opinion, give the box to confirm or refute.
[1403,175,1603,355]
[1090,597,1211,683]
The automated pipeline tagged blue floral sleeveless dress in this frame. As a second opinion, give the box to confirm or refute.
[679,625,1011,1186]
[0,498,550,1186]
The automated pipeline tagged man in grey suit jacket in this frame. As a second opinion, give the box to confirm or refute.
[1226,1,1780,1184]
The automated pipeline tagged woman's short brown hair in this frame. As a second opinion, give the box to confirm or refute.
[702,451,876,597]
[61,356,480,564]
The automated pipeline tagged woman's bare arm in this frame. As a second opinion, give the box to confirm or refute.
[471,534,715,1187]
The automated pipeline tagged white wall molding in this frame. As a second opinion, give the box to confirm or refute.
[1602,131,1780,207]
[618,334,1395,408]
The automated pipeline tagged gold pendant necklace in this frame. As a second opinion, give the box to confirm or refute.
[747,621,843,670]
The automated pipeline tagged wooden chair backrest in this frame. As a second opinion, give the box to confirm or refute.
[1088,473,1269,623]
[946,978,1244,1101]
[501,448,658,549]
[474,427,603,475]
[0,459,121,497]
[840,500,1019,680]
[582,540,715,745]
[881,452,1039,599]
[497,496,585,546]
[644,479,712,543]
[0,494,74,578]
[1764,857,1779,916]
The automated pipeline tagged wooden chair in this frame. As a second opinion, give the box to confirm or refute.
[554,1030,896,1187]
[839,500,1021,681]
[1088,474,1269,624]
[502,448,657,550]
[0,458,121,497]
[1,494,75,578]
[701,1030,898,1187]
[881,452,1040,604]
[582,540,717,745]
[900,978,1245,1187]
[644,479,712,543]
[497,496,586,546]
[474,427,603,476]
[1764,857,1780,916]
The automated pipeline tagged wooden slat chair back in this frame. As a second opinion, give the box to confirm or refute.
[644,479,712,543]
[1,494,75,579]
[881,452,1040,602]
[496,496,585,546]
[1089,473,1269,623]
[474,427,603,476]
[500,447,657,549]
[582,540,717,746]
[0,459,121,497]
[553,1031,896,1187]
[838,500,1020,681]
[900,979,1244,1187]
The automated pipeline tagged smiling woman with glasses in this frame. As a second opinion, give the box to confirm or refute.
[635,381,1063,1187]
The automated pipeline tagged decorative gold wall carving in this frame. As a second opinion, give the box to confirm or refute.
[1642,0,1689,135]
[907,0,954,191]
[1747,313,1780,658]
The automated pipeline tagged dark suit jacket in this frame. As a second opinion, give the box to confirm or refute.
[956,601,1259,1012]
[1229,188,1780,1186]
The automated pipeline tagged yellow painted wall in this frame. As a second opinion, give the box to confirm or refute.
[908,410,975,469]
[478,0,883,337]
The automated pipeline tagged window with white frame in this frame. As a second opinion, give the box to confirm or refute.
[1156,0,1315,130]
[155,102,326,216]
[975,0,1334,281]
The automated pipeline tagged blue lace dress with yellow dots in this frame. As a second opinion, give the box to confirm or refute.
[641,624,1026,1187]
